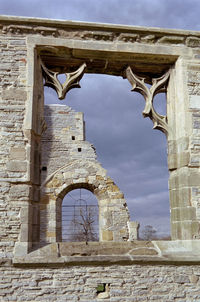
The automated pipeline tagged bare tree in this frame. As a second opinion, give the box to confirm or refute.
[69,206,98,242]
[140,225,157,240]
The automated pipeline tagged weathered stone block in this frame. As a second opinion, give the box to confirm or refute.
[14,242,29,257]
[6,160,27,172]
[189,275,199,283]
[59,241,156,257]
[101,230,113,241]
[10,40,26,45]
[9,184,31,198]
[19,223,30,242]
[10,147,26,160]
[186,36,200,47]
[169,168,200,189]
[46,231,56,238]
[169,187,191,208]
[190,95,200,109]
[168,137,189,154]
[129,248,158,256]
[128,221,139,240]
[157,35,185,45]
[171,207,196,222]
[168,152,189,170]
[171,221,200,240]
[1,88,27,100]
[188,170,200,186]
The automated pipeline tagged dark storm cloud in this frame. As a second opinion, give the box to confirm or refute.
[1,0,197,236]
[45,73,169,236]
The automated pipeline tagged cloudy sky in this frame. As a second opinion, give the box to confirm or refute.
[1,0,199,237]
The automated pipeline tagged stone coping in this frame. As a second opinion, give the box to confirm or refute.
[0,15,200,37]
[13,241,200,266]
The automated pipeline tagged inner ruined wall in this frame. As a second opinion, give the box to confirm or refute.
[40,105,132,243]
[1,15,200,301]
[41,105,93,183]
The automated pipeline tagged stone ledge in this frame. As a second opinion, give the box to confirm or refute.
[12,240,200,266]
[1,15,200,37]
[12,255,200,267]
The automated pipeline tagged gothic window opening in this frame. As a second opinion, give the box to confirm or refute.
[8,20,200,262]
[43,70,170,240]
[62,188,99,242]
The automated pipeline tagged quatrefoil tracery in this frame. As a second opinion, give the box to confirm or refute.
[41,61,87,100]
[125,67,171,136]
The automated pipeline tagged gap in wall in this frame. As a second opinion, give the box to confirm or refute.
[44,73,170,239]
[153,93,167,116]
[62,188,99,242]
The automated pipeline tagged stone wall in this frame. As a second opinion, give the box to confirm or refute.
[0,33,27,260]
[1,264,200,301]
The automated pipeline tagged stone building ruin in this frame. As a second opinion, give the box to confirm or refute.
[40,104,135,243]
[1,15,200,301]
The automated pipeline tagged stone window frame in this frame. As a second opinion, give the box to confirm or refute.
[14,32,200,264]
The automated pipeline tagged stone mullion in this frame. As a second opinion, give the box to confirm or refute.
[167,58,200,239]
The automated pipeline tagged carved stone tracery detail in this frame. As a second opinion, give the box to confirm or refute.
[2,25,58,36]
[126,66,171,135]
[41,61,87,100]
[2,23,200,48]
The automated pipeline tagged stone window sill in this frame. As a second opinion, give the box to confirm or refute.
[13,241,200,266]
